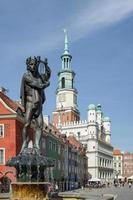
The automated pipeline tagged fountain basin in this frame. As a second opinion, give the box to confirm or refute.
[11,182,49,200]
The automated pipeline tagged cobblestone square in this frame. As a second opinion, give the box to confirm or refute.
[66,185,133,200]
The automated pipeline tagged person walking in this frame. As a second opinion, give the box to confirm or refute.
[55,183,59,192]
[128,182,131,188]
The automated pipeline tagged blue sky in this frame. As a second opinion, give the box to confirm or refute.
[0,0,133,152]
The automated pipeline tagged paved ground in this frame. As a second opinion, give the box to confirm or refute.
[71,184,133,200]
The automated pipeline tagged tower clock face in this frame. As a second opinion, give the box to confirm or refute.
[59,93,66,102]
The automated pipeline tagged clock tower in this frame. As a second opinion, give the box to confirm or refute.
[52,30,80,125]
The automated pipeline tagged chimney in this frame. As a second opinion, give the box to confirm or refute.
[0,87,8,94]
[43,115,50,125]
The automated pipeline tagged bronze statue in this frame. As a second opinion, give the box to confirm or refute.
[20,56,51,153]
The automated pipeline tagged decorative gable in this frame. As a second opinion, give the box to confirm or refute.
[0,92,23,115]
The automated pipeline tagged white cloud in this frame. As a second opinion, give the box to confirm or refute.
[38,0,133,52]
[3,0,133,55]
[67,0,133,41]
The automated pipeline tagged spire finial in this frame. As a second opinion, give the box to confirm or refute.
[63,28,69,53]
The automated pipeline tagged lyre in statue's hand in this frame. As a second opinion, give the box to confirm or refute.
[39,58,48,66]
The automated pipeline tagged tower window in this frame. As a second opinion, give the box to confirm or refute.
[67,58,69,68]
[61,77,65,88]
[72,78,74,88]
[77,132,80,139]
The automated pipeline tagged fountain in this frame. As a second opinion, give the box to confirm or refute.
[6,148,54,199]
[6,56,54,200]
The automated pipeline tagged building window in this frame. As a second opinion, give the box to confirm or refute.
[53,143,56,151]
[53,159,56,168]
[84,144,87,149]
[0,124,4,138]
[56,144,58,152]
[58,145,61,154]
[58,160,61,170]
[49,141,52,150]
[0,148,5,165]
[69,153,71,159]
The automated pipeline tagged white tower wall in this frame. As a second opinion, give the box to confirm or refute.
[88,125,97,139]
[88,107,96,123]
[103,119,111,143]
[96,113,102,129]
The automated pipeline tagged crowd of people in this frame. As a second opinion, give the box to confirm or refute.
[114,180,132,188]
[86,181,106,188]
[85,180,132,189]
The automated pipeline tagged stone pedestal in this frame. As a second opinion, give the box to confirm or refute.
[11,182,49,200]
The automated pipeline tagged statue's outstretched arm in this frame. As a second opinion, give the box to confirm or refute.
[42,80,50,89]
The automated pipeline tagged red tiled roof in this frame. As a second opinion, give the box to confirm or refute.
[113,149,122,155]
[68,135,83,149]
[0,91,23,112]
[43,123,64,142]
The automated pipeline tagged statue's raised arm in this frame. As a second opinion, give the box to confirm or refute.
[39,58,51,82]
